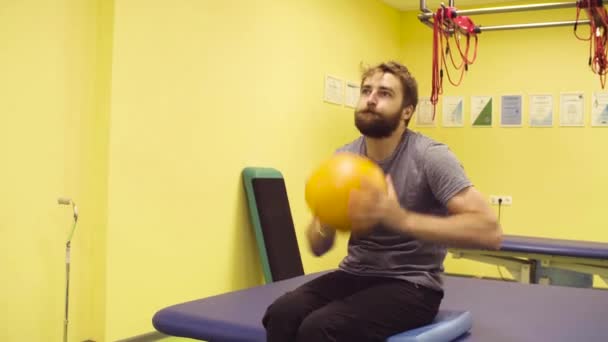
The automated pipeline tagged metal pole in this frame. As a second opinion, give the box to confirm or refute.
[456,2,577,16]
[420,18,435,30]
[58,198,78,342]
[479,19,590,32]
[64,242,70,342]
[419,2,577,20]
[420,0,432,13]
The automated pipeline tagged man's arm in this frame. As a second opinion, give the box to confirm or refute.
[349,177,502,250]
[306,217,336,256]
[386,185,502,250]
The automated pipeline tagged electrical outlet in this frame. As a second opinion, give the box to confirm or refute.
[490,195,512,205]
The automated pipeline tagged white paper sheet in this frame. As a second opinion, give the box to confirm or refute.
[471,96,492,127]
[324,75,343,105]
[560,92,585,126]
[442,96,464,127]
[344,81,360,108]
[501,95,522,127]
[416,96,435,126]
[529,94,553,127]
[591,91,608,126]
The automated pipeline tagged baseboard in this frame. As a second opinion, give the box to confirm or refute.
[114,331,168,342]
[444,272,516,282]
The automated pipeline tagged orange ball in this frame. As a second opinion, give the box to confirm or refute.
[305,152,387,231]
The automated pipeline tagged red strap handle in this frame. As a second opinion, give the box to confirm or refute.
[431,7,480,118]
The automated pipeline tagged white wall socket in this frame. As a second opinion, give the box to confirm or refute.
[490,195,512,205]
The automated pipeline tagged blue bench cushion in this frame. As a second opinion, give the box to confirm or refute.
[387,310,472,342]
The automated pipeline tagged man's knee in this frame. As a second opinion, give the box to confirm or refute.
[262,291,302,327]
[296,309,352,342]
[296,310,329,341]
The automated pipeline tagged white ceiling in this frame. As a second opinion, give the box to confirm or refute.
[382,0,529,11]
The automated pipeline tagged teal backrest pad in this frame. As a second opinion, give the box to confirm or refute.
[242,167,304,283]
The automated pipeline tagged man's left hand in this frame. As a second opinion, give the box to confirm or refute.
[348,175,404,236]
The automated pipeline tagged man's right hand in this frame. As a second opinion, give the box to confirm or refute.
[306,217,336,257]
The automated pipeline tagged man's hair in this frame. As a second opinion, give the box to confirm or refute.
[360,61,419,112]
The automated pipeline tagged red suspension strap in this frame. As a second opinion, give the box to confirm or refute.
[431,5,480,118]
[575,0,608,88]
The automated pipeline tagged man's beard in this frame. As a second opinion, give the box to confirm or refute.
[354,108,402,138]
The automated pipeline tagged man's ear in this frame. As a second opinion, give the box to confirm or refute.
[401,105,414,121]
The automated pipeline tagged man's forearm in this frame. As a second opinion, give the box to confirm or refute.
[389,209,502,250]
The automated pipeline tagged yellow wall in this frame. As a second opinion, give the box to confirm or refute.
[105,0,401,339]
[0,0,111,341]
[5,1,608,341]
[401,2,608,286]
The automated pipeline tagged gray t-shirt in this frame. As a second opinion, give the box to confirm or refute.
[336,128,472,292]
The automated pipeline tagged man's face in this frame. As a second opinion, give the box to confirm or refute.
[354,72,409,138]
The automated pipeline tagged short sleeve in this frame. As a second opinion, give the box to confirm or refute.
[423,144,472,206]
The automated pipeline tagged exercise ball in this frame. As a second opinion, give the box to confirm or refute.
[305,152,386,231]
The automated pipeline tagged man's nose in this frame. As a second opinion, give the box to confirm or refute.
[366,91,378,106]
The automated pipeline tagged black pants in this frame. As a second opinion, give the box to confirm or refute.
[262,270,443,342]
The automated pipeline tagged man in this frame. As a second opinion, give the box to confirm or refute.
[262,61,502,342]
